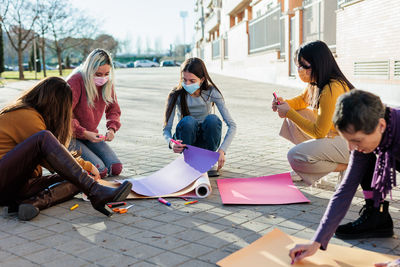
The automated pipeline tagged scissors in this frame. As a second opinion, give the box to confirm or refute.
[112,205,134,214]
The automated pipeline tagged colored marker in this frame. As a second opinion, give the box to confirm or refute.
[170,139,188,150]
[107,202,127,208]
[273,92,281,105]
[158,197,171,206]
[170,139,181,145]
[291,251,302,265]
[70,204,79,211]
[184,200,198,205]
[180,196,188,201]
[97,134,106,139]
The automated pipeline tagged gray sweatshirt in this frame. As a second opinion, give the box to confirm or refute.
[163,87,236,152]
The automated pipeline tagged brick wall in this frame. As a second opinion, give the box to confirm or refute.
[336,0,400,104]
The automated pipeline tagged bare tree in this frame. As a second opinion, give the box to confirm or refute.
[136,36,142,55]
[35,0,51,77]
[71,15,98,59]
[47,0,95,75]
[0,0,10,76]
[1,0,38,79]
[145,36,151,53]
[119,34,132,55]
[154,36,162,54]
[46,0,74,75]
[93,34,119,56]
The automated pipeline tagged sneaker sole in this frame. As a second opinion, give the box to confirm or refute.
[207,170,219,177]
[18,204,40,221]
[335,229,394,239]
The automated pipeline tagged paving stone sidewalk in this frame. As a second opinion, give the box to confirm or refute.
[0,68,399,266]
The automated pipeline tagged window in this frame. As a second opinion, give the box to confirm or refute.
[212,39,220,59]
[303,0,337,49]
[248,5,281,53]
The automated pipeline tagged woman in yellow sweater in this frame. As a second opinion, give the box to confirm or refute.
[272,40,354,184]
[0,77,131,220]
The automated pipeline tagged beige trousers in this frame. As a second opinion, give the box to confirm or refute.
[280,109,350,185]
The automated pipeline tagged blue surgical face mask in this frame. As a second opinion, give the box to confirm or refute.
[182,82,200,95]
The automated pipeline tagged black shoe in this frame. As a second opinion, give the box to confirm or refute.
[335,199,393,239]
[207,169,219,177]
[6,203,19,214]
[88,181,132,217]
[18,204,40,221]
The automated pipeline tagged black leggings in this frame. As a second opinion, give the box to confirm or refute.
[0,131,71,205]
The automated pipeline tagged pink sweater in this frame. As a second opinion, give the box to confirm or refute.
[67,73,121,139]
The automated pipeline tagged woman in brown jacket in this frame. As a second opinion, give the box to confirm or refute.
[0,77,131,220]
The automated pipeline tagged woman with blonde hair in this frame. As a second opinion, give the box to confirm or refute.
[0,77,131,220]
[67,48,122,178]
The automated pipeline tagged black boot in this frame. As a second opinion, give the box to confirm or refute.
[18,181,80,221]
[40,131,132,216]
[335,199,393,239]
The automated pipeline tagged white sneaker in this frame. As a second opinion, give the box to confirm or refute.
[290,171,302,182]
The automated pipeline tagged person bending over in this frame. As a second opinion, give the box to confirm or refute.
[290,90,398,266]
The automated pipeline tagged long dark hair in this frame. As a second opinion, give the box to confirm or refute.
[163,57,223,126]
[0,77,73,146]
[295,40,354,108]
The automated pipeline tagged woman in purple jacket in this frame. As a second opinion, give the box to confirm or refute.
[289,90,400,266]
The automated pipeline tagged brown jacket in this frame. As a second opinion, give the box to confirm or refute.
[0,107,93,177]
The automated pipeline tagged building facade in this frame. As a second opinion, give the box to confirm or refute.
[192,0,400,105]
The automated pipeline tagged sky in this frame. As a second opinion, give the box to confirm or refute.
[69,0,195,54]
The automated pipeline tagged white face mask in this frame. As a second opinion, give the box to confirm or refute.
[93,76,109,86]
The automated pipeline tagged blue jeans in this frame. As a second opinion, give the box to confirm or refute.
[69,139,122,177]
[175,114,222,151]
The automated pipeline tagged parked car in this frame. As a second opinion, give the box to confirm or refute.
[3,65,14,71]
[134,59,159,68]
[21,63,29,71]
[126,61,135,68]
[113,61,127,68]
[56,63,66,70]
[160,60,178,67]
[43,64,56,70]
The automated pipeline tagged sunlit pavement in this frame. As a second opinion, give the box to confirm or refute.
[0,67,399,266]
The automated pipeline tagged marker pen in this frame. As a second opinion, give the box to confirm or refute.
[170,139,188,150]
[158,197,171,206]
[170,139,181,145]
[184,200,198,205]
[273,92,281,105]
[291,251,302,265]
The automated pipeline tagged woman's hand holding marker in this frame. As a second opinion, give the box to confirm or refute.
[171,139,187,153]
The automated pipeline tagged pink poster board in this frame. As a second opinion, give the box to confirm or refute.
[216,173,310,205]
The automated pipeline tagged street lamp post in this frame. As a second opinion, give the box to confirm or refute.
[180,11,188,45]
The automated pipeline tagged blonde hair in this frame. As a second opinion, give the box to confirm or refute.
[69,48,116,107]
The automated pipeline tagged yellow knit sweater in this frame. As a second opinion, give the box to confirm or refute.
[285,80,350,139]
[0,108,93,177]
